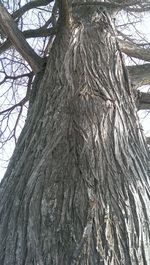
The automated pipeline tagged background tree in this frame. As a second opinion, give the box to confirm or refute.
[0,0,150,264]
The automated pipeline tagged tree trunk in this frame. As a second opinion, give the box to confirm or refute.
[0,7,150,265]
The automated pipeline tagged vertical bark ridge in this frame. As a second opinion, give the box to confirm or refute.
[0,8,150,265]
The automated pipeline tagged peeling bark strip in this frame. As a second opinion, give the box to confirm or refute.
[0,4,150,265]
[0,3,44,73]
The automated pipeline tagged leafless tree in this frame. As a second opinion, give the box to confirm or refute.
[0,0,150,264]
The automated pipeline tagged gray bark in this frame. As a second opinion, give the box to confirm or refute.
[0,5,150,265]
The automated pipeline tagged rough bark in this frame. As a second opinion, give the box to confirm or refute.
[0,5,150,265]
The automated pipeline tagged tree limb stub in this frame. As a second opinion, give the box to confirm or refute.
[146,137,150,145]
[119,39,150,62]
[138,92,150,110]
[128,63,150,88]
[0,3,44,73]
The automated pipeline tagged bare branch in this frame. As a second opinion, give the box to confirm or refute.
[12,0,53,20]
[58,0,72,26]
[119,39,150,62]
[128,63,150,88]
[0,72,32,86]
[138,92,150,110]
[0,27,56,55]
[0,3,44,73]
[0,98,26,115]
[126,4,150,13]
[72,1,141,8]
[146,137,150,145]
[0,72,33,115]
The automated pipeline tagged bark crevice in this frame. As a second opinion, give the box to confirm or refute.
[0,7,150,265]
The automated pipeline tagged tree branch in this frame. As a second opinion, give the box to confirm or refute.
[119,39,150,62]
[146,137,150,145]
[0,27,56,55]
[0,72,32,86]
[0,72,33,115]
[12,0,53,20]
[0,3,44,73]
[138,92,150,110]
[128,63,150,88]
[0,97,28,115]
[72,1,141,8]
[126,5,150,13]
[58,0,72,26]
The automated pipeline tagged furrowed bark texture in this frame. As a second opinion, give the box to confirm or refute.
[0,7,150,265]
